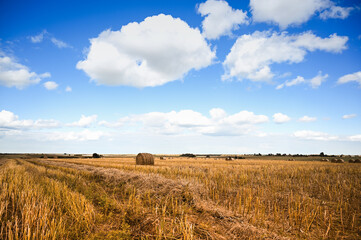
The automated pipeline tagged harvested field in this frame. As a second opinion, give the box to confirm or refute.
[1,156,360,239]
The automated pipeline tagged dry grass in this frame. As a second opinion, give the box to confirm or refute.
[0,159,95,239]
[1,156,360,239]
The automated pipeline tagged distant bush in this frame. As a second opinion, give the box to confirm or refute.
[180,153,196,158]
[92,153,101,158]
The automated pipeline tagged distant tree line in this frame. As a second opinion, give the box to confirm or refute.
[180,153,196,158]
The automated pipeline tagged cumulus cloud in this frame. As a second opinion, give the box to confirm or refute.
[294,130,338,141]
[197,0,248,40]
[77,14,215,88]
[209,108,227,119]
[342,114,356,119]
[0,110,60,129]
[0,54,51,89]
[223,31,347,82]
[65,86,72,92]
[273,113,291,123]
[43,81,58,90]
[299,116,317,122]
[100,108,268,136]
[337,71,361,87]
[250,0,352,29]
[68,115,98,127]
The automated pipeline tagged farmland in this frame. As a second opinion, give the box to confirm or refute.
[1,155,360,239]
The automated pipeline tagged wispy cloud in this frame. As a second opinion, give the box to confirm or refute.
[342,114,356,119]
[299,116,317,122]
[294,130,338,141]
[99,108,269,136]
[29,30,72,49]
[337,71,361,87]
[276,72,328,90]
[30,30,47,43]
[348,134,361,142]
[50,37,71,48]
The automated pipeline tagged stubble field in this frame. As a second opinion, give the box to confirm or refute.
[1,155,360,239]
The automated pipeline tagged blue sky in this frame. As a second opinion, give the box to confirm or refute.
[1,0,360,154]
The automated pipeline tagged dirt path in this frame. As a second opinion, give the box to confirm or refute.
[31,159,289,240]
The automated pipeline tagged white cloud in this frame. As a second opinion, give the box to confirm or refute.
[100,108,268,136]
[29,30,71,49]
[222,31,347,82]
[348,134,361,142]
[65,86,72,92]
[250,0,352,29]
[294,130,338,141]
[30,30,47,43]
[0,110,60,129]
[46,129,106,141]
[98,117,129,128]
[342,114,356,119]
[273,113,291,123]
[0,110,32,129]
[337,71,361,87]
[77,14,215,88]
[43,81,58,90]
[309,71,328,88]
[50,37,71,48]
[209,108,227,119]
[0,110,100,131]
[276,72,328,89]
[250,0,330,28]
[197,0,248,40]
[223,110,269,124]
[319,6,353,20]
[276,76,305,89]
[68,115,98,127]
[0,54,51,89]
[299,116,317,122]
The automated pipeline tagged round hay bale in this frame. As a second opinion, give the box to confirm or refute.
[160,156,165,160]
[349,159,355,163]
[225,157,233,161]
[136,153,154,165]
[336,159,344,163]
[354,159,361,163]
[331,159,337,163]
